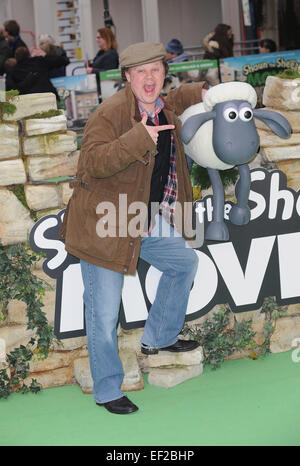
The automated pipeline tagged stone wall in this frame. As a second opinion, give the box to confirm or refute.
[1,82,300,397]
[255,75,300,352]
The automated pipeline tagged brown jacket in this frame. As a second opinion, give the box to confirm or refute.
[60,81,205,274]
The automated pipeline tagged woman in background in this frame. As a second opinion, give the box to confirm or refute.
[86,27,119,74]
[202,23,234,60]
[38,34,69,78]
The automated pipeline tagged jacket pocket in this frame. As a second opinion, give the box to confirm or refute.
[67,187,122,262]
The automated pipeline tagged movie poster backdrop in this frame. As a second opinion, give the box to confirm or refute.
[220,50,300,106]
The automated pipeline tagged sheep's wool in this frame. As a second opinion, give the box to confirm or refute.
[203,82,257,111]
[179,102,234,170]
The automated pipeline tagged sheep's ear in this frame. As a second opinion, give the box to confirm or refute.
[181,111,215,144]
[253,109,291,139]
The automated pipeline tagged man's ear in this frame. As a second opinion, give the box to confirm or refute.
[125,70,131,83]
[201,88,207,100]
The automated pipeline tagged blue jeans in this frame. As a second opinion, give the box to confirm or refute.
[80,215,199,403]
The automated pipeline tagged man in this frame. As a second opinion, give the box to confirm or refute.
[165,38,188,63]
[60,42,206,415]
[3,20,28,57]
[259,38,277,54]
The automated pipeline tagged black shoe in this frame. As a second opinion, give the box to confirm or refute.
[141,339,200,355]
[96,396,139,415]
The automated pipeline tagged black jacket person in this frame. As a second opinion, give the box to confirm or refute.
[5,47,68,98]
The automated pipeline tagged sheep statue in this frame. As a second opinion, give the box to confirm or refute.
[180,81,291,241]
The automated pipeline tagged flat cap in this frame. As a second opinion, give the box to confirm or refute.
[120,41,167,69]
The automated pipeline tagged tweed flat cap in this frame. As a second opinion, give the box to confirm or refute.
[120,41,167,68]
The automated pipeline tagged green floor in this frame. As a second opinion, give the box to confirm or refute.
[1,350,299,446]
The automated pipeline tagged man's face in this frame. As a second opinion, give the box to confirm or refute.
[125,60,165,113]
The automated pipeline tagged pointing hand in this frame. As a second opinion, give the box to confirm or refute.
[141,112,175,144]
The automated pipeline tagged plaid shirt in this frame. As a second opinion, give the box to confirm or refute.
[138,97,178,226]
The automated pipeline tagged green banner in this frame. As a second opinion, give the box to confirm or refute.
[99,60,218,81]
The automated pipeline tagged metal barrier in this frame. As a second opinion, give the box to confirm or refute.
[183,38,260,60]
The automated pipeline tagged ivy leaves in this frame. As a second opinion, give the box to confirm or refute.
[0,243,56,398]
[183,299,287,370]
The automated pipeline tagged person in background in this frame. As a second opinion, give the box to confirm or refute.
[37,34,70,78]
[259,38,277,54]
[86,27,119,74]
[165,38,188,63]
[3,19,28,57]
[5,46,68,99]
[3,57,16,74]
[60,41,207,415]
[0,29,11,75]
[202,23,234,59]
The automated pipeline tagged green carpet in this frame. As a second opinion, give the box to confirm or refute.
[1,350,299,446]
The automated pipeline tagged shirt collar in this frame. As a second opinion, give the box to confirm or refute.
[137,96,165,119]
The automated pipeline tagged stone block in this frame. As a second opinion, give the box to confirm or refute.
[23,131,77,156]
[4,93,57,121]
[23,114,67,136]
[275,159,300,190]
[73,357,92,394]
[261,145,300,163]
[118,328,144,352]
[27,150,80,181]
[148,364,203,389]
[24,183,62,211]
[7,300,27,325]
[258,129,300,147]
[60,181,73,205]
[73,349,144,395]
[120,350,144,391]
[52,336,87,351]
[24,366,74,389]
[0,325,35,354]
[0,188,34,245]
[0,122,19,159]
[255,108,300,133]
[263,76,300,111]
[139,346,203,370]
[270,315,300,353]
[0,159,26,186]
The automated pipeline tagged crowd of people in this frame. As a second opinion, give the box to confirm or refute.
[0,18,279,100]
[0,19,70,99]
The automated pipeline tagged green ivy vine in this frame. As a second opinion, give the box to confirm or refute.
[183,297,287,370]
[0,243,56,399]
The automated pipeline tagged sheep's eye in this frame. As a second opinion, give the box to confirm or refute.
[223,107,238,122]
[239,108,253,121]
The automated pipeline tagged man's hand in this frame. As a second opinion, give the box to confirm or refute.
[141,112,175,144]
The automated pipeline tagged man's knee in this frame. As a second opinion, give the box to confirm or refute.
[177,246,198,276]
[188,248,199,275]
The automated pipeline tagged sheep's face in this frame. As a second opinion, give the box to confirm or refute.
[212,100,260,165]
